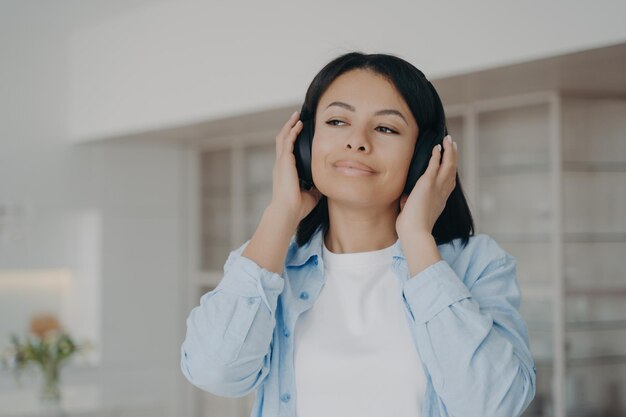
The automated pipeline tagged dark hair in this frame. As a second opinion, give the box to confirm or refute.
[295,51,475,249]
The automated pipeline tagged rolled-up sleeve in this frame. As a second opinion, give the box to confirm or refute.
[402,246,536,417]
[180,240,285,398]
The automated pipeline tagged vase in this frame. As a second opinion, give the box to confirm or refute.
[39,362,62,404]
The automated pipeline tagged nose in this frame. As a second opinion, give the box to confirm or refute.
[345,127,371,152]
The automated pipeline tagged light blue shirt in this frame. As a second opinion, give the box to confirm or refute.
[181,228,537,417]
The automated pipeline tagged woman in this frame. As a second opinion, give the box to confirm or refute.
[181,52,537,417]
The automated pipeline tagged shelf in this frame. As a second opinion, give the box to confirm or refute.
[562,161,626,172]
[520,284,554,299]
[563,232,626,243]
[533,358,555,368]
[479,162,551,176]
[477,232,626,243]
[565,320,626,331]
[527,322,554,331]
[533,355,626,368]
[567,354,626,367]
[564,287,626,297]
[527,320,626,332]
[483,232,553,243]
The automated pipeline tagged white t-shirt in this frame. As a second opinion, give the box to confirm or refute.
[294,238,426,417]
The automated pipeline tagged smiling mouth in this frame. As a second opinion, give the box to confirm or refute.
[333,166,377,176]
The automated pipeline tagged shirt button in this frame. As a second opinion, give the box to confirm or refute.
[247,297,255,305]
[280,393,291,402]
[283,327,290,337]
[313,257,318,266]
[299,291,309,300]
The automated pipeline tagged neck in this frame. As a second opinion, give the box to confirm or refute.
[323,198,400,254]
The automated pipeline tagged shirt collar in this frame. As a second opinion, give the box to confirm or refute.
[285,226,406,268]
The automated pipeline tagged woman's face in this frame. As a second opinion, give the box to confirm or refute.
[311,68,419,208]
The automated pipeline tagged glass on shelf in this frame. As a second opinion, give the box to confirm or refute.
[246,143,275,188]
[564,241,626,289]
[202,149,232,192]
[245,190,272,239]
[527,330,554,364]
[478,172,552,237]
[564,362,626,416]
[499,241,554,289]
[565,293,626,324]
[201,195,231,242]
[563,171,626,235]
[521,293,554,328]
[201,149,233,271]
[565,327,626,362]
[521,296,554,367]
[478,103,550,170]
[561,97,626,166]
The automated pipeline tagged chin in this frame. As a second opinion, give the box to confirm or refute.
[324,187,382,205]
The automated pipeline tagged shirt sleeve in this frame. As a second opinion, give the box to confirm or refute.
[401,240,537,417]
[180,239,285,398]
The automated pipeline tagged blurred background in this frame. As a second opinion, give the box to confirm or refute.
[0,1,625,416]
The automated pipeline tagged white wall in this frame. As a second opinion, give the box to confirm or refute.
[0,4,186,413]
[67,0,626,142]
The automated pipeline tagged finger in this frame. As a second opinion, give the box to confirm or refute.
[276,111,300,157]
[437,135,458,188]
[425,143,442,178]
[440,135,456,172]
[281,119,303,158]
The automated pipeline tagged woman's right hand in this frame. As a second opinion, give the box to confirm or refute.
[270,110,322,226]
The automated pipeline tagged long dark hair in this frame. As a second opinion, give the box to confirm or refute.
[295,51,475,249]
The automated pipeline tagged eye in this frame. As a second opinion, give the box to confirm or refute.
[376,126,398,134]
[326,119,398,134]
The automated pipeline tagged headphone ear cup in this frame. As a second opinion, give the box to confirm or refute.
[403,129,442,195]
[294,115,314,190]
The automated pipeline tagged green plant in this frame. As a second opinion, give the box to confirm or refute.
[0,313,93,402]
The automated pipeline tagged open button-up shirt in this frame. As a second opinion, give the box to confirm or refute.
[181,228,537,417]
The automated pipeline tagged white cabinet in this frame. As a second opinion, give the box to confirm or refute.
[447,94,626,417]
[185,94,626,417]
[185,143,275,417]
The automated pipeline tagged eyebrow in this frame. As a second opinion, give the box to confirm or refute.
[324,101,408,126]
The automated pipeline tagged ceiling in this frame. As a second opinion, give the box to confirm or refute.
[90,41,626,148]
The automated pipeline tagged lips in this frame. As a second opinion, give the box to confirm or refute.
[333,159,376,173]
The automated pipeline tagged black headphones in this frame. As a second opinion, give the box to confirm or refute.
[293,81,448,196]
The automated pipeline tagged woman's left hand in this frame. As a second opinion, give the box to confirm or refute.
[395,135,458,238]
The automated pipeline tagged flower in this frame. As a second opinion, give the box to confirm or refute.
[0,312,94,393]
[29,313,62,340]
